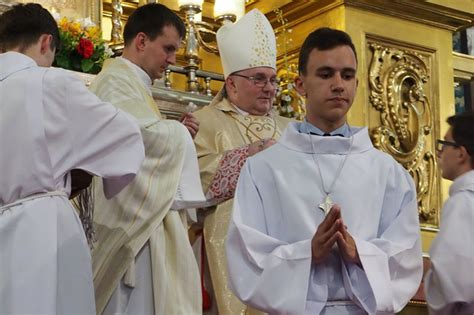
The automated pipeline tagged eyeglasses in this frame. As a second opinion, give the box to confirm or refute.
[231,73,279,89]
[436,139,460,152]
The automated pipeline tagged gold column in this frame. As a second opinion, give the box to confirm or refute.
[110,0,123,45]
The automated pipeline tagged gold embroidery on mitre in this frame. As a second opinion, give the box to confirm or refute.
[249,12,275,69]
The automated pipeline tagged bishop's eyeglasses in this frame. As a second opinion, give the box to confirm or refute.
[436,139,461,153]
[231,74,279,89]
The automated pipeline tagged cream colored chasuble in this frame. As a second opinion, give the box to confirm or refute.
[90,58,201,315]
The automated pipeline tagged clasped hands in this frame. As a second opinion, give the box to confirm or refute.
[311,204,361,266]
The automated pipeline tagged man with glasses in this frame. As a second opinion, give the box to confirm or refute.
[193,9,292,315]
[425,111,474,314]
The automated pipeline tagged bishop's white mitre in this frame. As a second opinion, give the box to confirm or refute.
[217,8,276,78]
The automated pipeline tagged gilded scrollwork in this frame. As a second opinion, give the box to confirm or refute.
[368,40,439,226]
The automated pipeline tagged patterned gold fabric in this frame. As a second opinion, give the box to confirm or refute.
[90,58,201,315]
[194,93,292,315]
[228,112,280,143]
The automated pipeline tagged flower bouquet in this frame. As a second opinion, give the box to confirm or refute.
[54,15,113,74]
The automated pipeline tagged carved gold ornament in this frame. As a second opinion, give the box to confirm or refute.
[368,40,440,226]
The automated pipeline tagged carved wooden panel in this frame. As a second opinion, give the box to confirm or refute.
[367,36,440,227]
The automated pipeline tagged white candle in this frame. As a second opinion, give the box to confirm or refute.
[214,0,244,18]
[235,0,245,20]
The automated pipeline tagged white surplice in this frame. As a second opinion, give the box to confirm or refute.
[424,170,474,315]
[0,52,144,314]
[226,122,423,315]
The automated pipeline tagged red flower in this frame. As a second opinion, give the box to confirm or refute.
[76,38,94,59]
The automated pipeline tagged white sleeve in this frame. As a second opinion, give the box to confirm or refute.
[226,161,313,314]
[44,69,145,198]
[341,165,423,313]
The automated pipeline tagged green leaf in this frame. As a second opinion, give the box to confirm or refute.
[55,55,71,70]
[81,58,94,73]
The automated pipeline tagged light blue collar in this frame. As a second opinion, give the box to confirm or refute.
[298,120,350,137]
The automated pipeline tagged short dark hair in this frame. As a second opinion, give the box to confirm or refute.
[447,110,474,167]
[0,3,59,52]
[123,3,186,46]
[298,27,357,75]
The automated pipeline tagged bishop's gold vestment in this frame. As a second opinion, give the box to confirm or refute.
[194,93,292,315]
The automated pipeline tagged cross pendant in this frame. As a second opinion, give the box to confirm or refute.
[318,195,333,216]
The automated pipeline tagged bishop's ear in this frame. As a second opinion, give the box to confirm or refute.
[225,76,238,95]
[294,76,306,97]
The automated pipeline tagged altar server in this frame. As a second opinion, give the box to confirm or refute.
[226,27,423,315]
[0,3,144,314]
[425,111,474,315]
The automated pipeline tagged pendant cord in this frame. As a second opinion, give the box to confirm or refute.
[308,126,354,197]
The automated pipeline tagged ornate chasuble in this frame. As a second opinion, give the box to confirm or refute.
[90,58,201,315]
[193,94,292,315]
[228,111,281,143]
